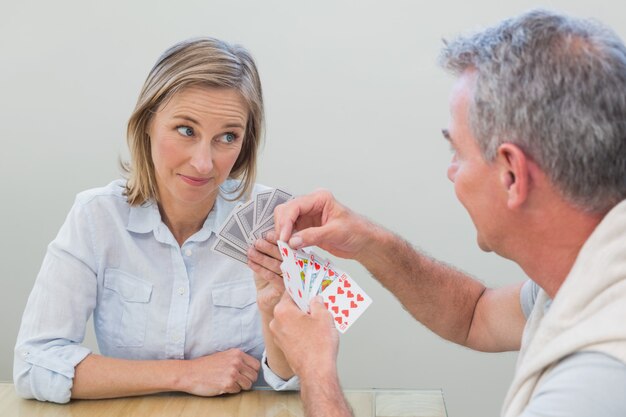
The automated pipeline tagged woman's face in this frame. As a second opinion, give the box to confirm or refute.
[148,86,248,213]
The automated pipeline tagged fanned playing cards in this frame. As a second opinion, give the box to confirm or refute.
[211,188,293,264]
[211,188,373,333]
[277,241,373,333]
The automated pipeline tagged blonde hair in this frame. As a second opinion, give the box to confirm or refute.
[123,37,264,206]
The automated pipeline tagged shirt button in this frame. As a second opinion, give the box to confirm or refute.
[178,286,185,295]
[184,248,192,256]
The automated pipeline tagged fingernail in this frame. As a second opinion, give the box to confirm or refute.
[290,235,303,248]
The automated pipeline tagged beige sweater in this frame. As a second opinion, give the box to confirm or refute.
[502,199,626,417]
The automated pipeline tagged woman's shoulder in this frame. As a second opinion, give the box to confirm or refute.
[74,179,129,207]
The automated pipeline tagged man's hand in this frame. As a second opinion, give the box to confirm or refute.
[179,349,260,396]
[269,292,339,379]
[273,190,378,261]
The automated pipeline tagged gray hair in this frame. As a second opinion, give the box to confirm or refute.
[439,9,626,213]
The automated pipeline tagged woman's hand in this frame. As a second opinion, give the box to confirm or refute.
[178,349,261,396]
[247,235,284,315]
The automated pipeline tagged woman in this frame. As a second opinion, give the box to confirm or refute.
[13,37,295,403]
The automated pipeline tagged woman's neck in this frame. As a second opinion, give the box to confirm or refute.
[158,194,217,246]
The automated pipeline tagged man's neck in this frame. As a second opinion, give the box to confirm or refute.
[506,200,604,299]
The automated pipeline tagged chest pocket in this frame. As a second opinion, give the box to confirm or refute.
[211,280,262,353]
[103,269,153,347]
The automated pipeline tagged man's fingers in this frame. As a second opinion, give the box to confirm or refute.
[273,291,299,320]
[274,190,333,242]
[289,226,327,250]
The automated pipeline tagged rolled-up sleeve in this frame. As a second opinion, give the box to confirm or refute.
[261,351,300,390]
[14,197,98,403]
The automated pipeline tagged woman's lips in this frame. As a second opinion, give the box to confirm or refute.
[179,174,211,186]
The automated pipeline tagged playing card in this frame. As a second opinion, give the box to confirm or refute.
[258,188,293,226]
[294,251,310,301]
[311,261,341,296]
[277,241,308,311]
[212,238,248,264]
[234,200,255,243]
[250,213,277,241]
[322,273,372,333]
[253,190,273,228]
[217,211,250,252]
[277,241,373,331]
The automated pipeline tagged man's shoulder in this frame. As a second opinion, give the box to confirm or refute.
[522,351,626,417]
[520,280,541,319]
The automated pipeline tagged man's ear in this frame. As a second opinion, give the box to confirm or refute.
[496,143,530,209]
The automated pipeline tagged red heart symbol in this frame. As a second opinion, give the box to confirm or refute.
[315,263,321,270]
[335,316,343,324]
[281,248,288,256]
[328,270,335,277]
[350,301,358,308]
[343,280,351,288]
[347,290,354,298]
[328,295,336,303]
[332,306,339,314]
[297,260,303,268]
[324,302,329,309]
[357,294,364,302]
[342,309,350,317]
[298,289,302,298]
[337,287,344,295]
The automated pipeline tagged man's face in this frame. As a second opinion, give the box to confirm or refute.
[443,71,506,252]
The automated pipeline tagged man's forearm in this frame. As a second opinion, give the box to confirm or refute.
[300,370,352,417]
[355,225,486,346]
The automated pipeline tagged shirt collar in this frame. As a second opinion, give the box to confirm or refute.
[127,201,161,234]
[126,181,244,243]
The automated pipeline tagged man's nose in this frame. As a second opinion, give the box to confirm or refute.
[447,161,458,182]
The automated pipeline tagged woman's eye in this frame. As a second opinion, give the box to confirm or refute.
[177,126,194,137]
[222,133,237,143]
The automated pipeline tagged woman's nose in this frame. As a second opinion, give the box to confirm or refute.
[190,142,214,174]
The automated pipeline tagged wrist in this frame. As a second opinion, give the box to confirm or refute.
[354,221,394,265]
[298,360,339,385]
[168,359,190,393]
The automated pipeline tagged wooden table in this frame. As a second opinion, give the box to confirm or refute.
[0,383,446,417]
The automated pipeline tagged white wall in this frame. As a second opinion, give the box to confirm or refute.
[1,1,624,416]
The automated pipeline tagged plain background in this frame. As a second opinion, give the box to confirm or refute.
[1,1,624,416]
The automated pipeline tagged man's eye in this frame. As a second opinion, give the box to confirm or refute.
[177,126,194,137]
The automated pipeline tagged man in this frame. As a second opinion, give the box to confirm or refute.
[256,9,626,417]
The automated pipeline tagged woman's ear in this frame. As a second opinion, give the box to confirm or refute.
[496,143,530,209]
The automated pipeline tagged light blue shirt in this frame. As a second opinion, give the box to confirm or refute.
[14,179,298,403]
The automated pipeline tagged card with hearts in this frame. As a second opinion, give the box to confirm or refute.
[322,273,372,333]
[277,240,372,332]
